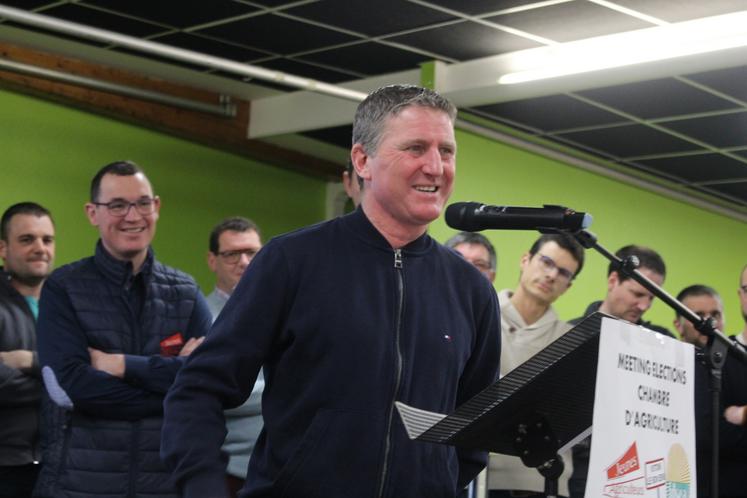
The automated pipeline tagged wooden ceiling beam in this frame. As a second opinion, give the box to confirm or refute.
[0,42,342,180]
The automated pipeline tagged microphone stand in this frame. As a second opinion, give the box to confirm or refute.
[570,229,747,498]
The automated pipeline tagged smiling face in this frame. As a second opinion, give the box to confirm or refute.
[0,213,55,288]
[85,172,160,268]
[353,105,456,244]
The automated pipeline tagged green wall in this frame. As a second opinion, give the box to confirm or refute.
[3,85,745,334]
[429,129,747,333]
[0,88,327,292]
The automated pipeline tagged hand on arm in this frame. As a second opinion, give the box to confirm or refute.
[0,350,34,371]
[120,293,211,394]
[38,276,165,419]
[88,348,125,378]
[89,337,204,384]
[179,337,204,356]
[724,405,747,426]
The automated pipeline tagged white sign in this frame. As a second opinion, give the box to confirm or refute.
[585,318,696,498]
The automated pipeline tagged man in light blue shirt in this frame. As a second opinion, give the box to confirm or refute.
[205,216,263,495]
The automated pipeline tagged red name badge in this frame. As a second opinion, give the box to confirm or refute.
[160,332,184,357]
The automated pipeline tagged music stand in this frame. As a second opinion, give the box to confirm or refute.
[397,312,613,497]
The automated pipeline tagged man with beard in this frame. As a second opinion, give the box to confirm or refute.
[674,284,747,498]
[0,202,55,497]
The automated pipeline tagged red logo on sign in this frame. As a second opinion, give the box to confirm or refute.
[606,442,640,480]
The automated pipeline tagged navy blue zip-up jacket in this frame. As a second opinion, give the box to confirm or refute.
[36,242,212,497]
[162,208,501,498]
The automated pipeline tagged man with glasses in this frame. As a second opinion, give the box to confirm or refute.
[673,285,747,498]
[205,216,263,495]
[35,161,211,498]
[445,231,497,283]
[569,244,670,498]
[487,233,584,498]
[206,217,262,318]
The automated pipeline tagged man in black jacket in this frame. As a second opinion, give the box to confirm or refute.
[569,244,671,498]
[0,202,55,498]
[674,284,747,498]
[162,85,501,498]
[36,162,211,498]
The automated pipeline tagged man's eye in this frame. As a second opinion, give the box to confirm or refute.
[109,202,128,210]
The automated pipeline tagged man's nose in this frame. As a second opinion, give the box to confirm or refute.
[30,238,45,252]
[123,204,143,220]
[637,298,651,312]
[421,147,444,176]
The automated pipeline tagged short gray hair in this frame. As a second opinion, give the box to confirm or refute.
[352,84,457,156]
[445,231,497,271]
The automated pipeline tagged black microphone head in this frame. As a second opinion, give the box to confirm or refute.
[445,202,483,232]
[563,210,593,231]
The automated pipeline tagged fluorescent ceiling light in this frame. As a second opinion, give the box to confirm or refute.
[499,10,747,84]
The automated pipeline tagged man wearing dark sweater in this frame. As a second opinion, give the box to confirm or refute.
[569,244,670,498]
[36,161,211,497]
[674,284,747,498]
[0,202,55,497]
[162,85,502,498]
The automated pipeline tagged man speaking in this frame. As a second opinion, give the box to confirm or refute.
[162,85,501,498]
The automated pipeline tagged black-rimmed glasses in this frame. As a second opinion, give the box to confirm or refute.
[217,248,259,264]
[93,197,157,217]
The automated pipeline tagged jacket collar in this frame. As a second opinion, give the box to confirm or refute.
[342,207,433,256]
[94,240,154,287]
[0,267,15,297]
[583,299,671,335]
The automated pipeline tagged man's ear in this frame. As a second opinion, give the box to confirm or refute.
[207,251,217,273]
[607,271,620,292]
[351,144,371,181]
[84,203,98,227]
[0,239,6,261]
[519,252,531,272]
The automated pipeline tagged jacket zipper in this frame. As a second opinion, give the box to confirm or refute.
[122,282,139,498]
[377,248,405,498]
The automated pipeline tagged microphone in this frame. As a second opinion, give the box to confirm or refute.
[445,202,592,232]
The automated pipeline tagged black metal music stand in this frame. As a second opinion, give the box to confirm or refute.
[397,312,610,498]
